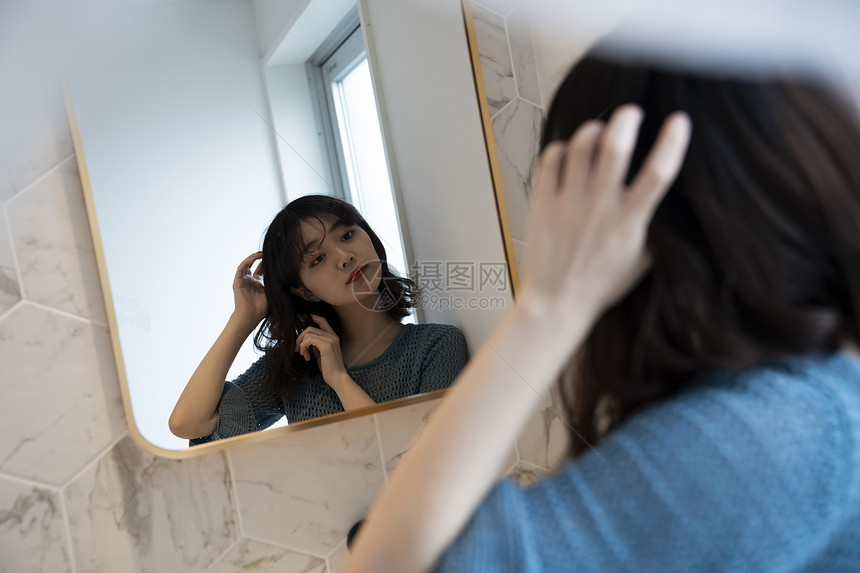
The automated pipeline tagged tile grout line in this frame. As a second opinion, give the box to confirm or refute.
[59,430,128,491]
[2,203,27,303]
[490,93,517,122]
[517,459,551,473]
[521,1,546,110]
[0,298,23,324]
[225,449,246,539]
[4,154,76,208]
[202,536,242,573]
[24,299,107,329]
[471,0,507,19]
[472,0,511,18]
[503,10,521,102]
[241,532,330,561]
[518,94,544,112]
[325,539,348,573]
[0,470,58,490]
[58,484,80,573]
[509,0,527,16]
[507,0,545,111]
[372,413,389,484]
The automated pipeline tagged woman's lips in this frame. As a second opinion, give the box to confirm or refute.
[347,264,367,284]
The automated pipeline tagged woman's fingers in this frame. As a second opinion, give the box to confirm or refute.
[310,314,334,334]
[627,112,691,222]
[520,105,691,317]
[531,142,566,208]
[559,121,604,215]
[296,331,315,361]
[589,105,643,195]
[235,251,263,280]
[296,323,336,362]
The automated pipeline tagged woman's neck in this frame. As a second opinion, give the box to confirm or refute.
[335,297,401,351]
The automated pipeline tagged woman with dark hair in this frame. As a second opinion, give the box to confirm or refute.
[169,195,468,444]
[342,54,860,571]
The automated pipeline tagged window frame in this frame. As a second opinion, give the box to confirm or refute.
[305,8,363,203]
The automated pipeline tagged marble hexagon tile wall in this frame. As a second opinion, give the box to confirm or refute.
[472,0,545,262]
[472,0,572,476]
[0,88,124,489]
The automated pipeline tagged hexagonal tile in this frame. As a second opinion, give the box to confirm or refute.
[6,157,107,324]
[472,3,516,116]
[0,477,72,572]
[64,436,238,572]
[491,97,542,241]
[0,303,125,485]
[229,415,385,557]
[507,1,543,106]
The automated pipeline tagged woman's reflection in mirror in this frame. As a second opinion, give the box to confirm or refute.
[169,195,469,445]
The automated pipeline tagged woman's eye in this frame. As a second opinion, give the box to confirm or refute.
[309,230,353,267]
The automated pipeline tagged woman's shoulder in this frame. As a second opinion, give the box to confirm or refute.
[628,351,860,500]
[409,321,465,335]
[686,350,860,415]
[407,322,468,349]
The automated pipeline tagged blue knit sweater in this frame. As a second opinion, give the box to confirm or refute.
[435,351,860,572]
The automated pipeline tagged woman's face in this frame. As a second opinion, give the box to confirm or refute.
[290,214,382,308]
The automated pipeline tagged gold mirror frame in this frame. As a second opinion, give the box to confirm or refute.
[66,0,518,459]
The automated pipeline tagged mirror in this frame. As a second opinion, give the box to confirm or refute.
[66,0,513,453]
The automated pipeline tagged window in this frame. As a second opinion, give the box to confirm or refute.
[308,18,411,318]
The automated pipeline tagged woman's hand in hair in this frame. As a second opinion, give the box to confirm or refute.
[519,105,691,325]
[298,314,376,410]
[232,251,267,328]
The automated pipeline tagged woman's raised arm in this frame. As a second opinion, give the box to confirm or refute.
[342,107,691,572]
[168,251,267,439]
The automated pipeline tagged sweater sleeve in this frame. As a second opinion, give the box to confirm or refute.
[189,357,285,445]
[418,325,470,394]
[434,365,853,572]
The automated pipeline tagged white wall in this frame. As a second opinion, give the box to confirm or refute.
[360,0,512,341]
[251,0,308,57]
[265,63,335,200]
[68,0,285,450]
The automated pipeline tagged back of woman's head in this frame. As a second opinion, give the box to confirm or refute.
[546,53,860,457]
[256,194,419,399]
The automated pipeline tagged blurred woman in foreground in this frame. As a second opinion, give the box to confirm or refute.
[343,50,860,572]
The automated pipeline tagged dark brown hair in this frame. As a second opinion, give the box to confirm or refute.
[256,195,420,400]
[543,55,860,458]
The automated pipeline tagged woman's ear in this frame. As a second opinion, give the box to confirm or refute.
[290,285,320,302]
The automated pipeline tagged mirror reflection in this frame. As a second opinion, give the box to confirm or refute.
[170,196,469,445]
[68,0,479,450]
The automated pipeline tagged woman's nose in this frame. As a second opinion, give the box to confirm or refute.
[339,251,354,268]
